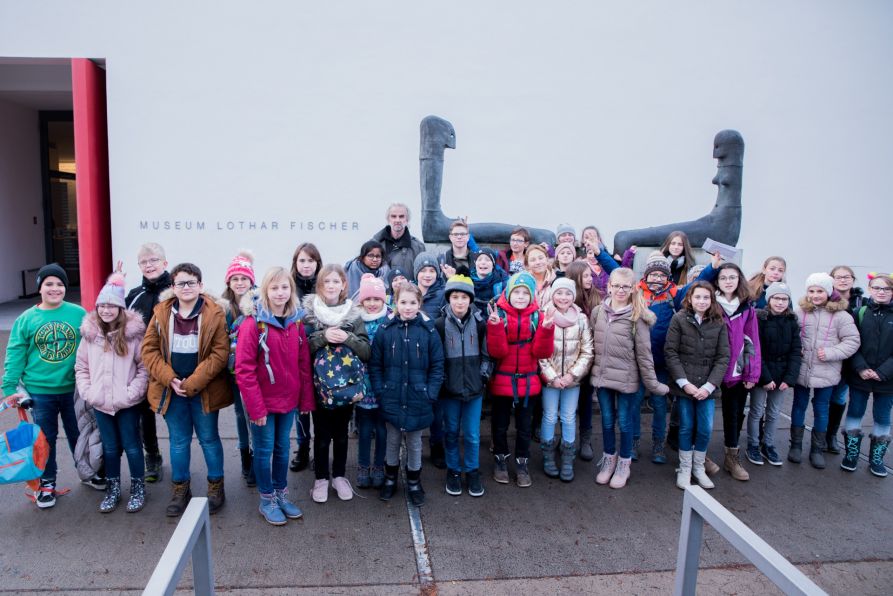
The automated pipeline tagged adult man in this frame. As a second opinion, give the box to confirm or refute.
[372,203,426,280]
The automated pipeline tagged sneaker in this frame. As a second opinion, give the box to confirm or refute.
[259,494,287,526]
[356,465,371,489]
[466,470,485,497]
[746,445,764,466]
[371,465,385,488]
[145,451,163,483]
[82,475,107,491]
[311,478,329,503]
[760,444,783,467]
[445,470,462,496]
[273,488,303,519]
[332,476,353,501]
[36,480,56,509]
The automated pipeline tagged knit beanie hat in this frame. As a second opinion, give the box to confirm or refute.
[475,248,498,268]
[413,251,440,280]
[505,271,536,302]
[36,263,68,290]
[550,277,577,300]
[444,274,475,299]
[555,242,576,259]
[95,272,127,308]
[357,273,386,303]
[805,272,834,295]
[643,251,672,278]
[387,267,408,286]
[556,223,576,239]
[225,249,255,285]
[765,281,792,301]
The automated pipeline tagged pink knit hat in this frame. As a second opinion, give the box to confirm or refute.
[357,273,386,302]
[225,250,255,285]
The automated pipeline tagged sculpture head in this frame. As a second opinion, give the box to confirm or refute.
[420,115,456,158]
[713,129,744,166]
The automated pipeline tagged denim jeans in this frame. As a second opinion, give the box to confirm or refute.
[429,398,445,447]
[747,386,785,448]
[577,377,593,434]
[791,385,834,433]
[442,396,483,472]
[94,405,145,479]
[541,386,579,443]
[138,398,160,455]
[356,407,387,468]
[295,411,311,447]
[491,396,534,458]
[163,395,224,482]
[830,379,849,406]
[249,410,294,494]
[846,388,893,435]
[630,369,668,441]
[677,397,715,452]
[231,379,250,451]
[596,388,637,458]
[313,405,353,479]
[31,392,79,482]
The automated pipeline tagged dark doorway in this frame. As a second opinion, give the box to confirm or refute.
[39,111,79,288]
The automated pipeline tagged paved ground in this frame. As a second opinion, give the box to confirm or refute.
[1,322,891,594]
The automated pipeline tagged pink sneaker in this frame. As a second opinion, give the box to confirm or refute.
[311,478,329,503]
[331,476,353,501]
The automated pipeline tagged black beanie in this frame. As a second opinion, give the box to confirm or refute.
[36,263,68,290]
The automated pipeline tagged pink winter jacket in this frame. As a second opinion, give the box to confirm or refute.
[74,310,149,415]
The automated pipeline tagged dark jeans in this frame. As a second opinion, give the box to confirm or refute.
[356,407,387,468]
[295,411,312,447]
[791,384,834,432]
[31,392,79,482]
[231,379,250,451]
[429,399,445,446]
[721,381,749,448]
[578,376,593,434]
[313,405,353,479]
[138,397,160,455]
[94,405,145,479]
[491,396,535,459]
[596,388,637,458]
[250,410,294,494]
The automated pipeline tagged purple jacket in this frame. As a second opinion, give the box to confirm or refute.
[721,301,762,385]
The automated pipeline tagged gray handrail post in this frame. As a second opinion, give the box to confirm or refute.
[674,488,704,596]
[143,497,215,596]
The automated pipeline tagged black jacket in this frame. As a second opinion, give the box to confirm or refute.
[664,311,730,399]
[756,309,802,386]
[847,301,893,393]
[435,305,491,401]
[126,271,172,326]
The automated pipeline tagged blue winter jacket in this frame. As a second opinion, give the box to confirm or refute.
[419,277,446,319]
[369,314,445,432]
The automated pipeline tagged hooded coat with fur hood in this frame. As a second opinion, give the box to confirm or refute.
[795,295,860,388]
[75,309,149,415]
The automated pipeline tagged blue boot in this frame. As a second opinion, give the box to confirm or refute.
[274,488,303,519]
[259,493,286,525]
[840,429,862,472]
[869,435,890,478]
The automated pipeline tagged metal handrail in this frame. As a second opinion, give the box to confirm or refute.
[674,485,825,596]
[144,497,214,595]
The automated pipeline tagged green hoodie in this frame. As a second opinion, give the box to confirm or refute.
[2,302,86,396]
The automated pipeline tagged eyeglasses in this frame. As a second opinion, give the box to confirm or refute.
[365,253,383,260]
[174,280,199,289]
[718,275,739,282]
[138,257,162,267]
[450,232,468,238]
[870,286,892,292]
[833,275,854,281]
[610,284,632,292]
[509,238,526,244]
[647,273,668,280]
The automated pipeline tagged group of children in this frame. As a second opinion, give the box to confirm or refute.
[3,221,891,527]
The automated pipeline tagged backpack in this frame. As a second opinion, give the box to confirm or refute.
[0,400,49,491]
[313,344,367,409]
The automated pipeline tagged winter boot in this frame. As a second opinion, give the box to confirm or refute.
[370,465,385,488]
[430,443,447,469]
[145,451,163,483]
[356,465,371,489]
[825,402,845,454]
[493,454,510,484]
[869,435,891,477]
[259,493,286,525]
[541,439,559,478]
[692,451,715,489]
[379,465,399,501]
[704,456,720,476]
[723,447,750,481]
[651,436,667,464]
[99,478,122,513]
[595,453,618,485]
[676,451,692,489]
[207,478,226,514]
[274,488,303,519]
[407,469,426,506]
[126,478,146,513]
[166,480,191,517]
[515,457,532,487]
[788,426,805,464]
[579,428,594,461]
[840,429,863,472]
[240,448,256,487]
[809,429,827,469]
[559,440,576,482]
[290,442,310,472]
[609,457,631,489]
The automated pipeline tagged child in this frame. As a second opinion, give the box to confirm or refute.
[75,274,150,512]
[124,242,171,483]
[385,267,410,308]
[748,256,787,309]
[3,264,90,508]
[565,261,601,461]
[842,273,893,476]
[660,231,696,286]
[714,263,762,481]
[303,264,371,503]
[141,263,232,517]
[553,242,577,278]
[345,240,390,300]
[791,273,860,468]
[497,227,531,274]
[538,278,593,482]
[487,272,555,487]
[370,282,445,506]
[355,274,390,489]
[746,282,801,467]
[664,281,731,489]
[590,268,669,489]
[220,250,256,487]
[235,267,313,525]
[470,249,508,313]
[435,275,490,497]
[413,252,446,467]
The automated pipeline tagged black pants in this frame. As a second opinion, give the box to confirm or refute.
[721,382,749,448]
[491,396,536,459]
[139,398,160,455]
[313,405,353,479]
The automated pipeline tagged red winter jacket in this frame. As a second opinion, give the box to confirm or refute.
[487,293,555,400]
[235,311,314,420]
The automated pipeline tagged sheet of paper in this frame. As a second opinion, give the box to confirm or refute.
[702,238,741,262]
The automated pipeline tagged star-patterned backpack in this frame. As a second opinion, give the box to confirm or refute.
[313,344,367,409]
